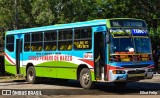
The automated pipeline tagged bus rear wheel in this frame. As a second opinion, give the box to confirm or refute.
[80,68,93,89]
[27,66,38,84]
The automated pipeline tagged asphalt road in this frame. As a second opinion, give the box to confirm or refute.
[0,75,160,97]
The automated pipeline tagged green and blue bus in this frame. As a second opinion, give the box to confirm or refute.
[5,18,154,89]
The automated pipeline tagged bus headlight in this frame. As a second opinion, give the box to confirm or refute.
[112,70,126,74]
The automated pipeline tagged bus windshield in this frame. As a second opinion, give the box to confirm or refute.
[110,29,151,54]
[110,38,134,53]
[134,37,151,53]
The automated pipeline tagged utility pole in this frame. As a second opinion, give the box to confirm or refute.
[14,0,18,30]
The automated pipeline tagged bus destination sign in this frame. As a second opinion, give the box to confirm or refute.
[110,19,146,28]
[132,29,148,36]
[110,28,148,37]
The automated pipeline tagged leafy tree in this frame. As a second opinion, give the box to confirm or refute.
[31,0,55,26]
[0,0,15,30]
[150,26,160,48]
[126,0,160,27]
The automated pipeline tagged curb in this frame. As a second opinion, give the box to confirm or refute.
[0,79,13,83]
[0,76,25,83]
[0,76,13,83]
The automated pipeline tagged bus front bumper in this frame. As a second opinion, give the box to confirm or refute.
[109,69,154,82]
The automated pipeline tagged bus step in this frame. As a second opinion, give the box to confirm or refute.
[15,74,24,79]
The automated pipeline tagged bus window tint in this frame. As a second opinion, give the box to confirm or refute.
[74,28,92,50]
[58,30,72,51]
[24,34,30,51]
[110,38,134,53]
[6,35,14,52]
[134,38,151,53]
[44,31,57,51]
[31,33,43,51]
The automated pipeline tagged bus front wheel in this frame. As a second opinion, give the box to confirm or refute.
[27,66,38,84]
[80,68,93,89]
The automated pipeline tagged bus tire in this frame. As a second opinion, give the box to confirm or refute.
[80,68,93,89]
[26,66,38,84]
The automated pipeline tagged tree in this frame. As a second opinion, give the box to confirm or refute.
[0,0,15,30]
[126,0,160,27]
[31,0,55,26]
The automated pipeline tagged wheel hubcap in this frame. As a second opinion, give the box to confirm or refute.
[28,70,33,81]
[82,73,90,85]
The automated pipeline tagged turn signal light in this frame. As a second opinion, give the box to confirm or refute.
[112,70,126,74]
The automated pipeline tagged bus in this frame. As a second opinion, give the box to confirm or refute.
[5,18,154,89]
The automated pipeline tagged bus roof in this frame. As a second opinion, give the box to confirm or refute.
[6,18,145,35]
[6,19,107,35]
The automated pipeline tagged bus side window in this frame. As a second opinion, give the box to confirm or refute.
[74,28,92,50]
[68,44,72,50]
[38,46,42,51]
[24,34,30,51]
[31,45,35,51]
[60,44,65,50]
[58,30,73,51]
[24,44,30,51]
[44,31,57,51]
[6,35,14,52]
[44,42,57,51]
[52,45,56,50]
[31,33,43,51]
[45,45,50,50]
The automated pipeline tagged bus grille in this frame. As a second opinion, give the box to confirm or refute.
[121,64,150,68]
[127,76,145,81]
[127,70,145,74]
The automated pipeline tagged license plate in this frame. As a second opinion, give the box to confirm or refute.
[128,74,145,77]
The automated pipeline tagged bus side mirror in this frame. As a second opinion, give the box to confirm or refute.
[106,34,110,44]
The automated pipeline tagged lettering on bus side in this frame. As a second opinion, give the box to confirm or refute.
[74,40,91,49]
[28,53,72,61]
[83,52,93,59]
[74,28,92,50]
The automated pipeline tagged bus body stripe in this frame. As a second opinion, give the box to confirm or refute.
[5,53,15,65]
[79,59,94,67]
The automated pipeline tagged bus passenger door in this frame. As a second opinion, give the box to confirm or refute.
[16,39,22,74]
[94,32,105,80]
